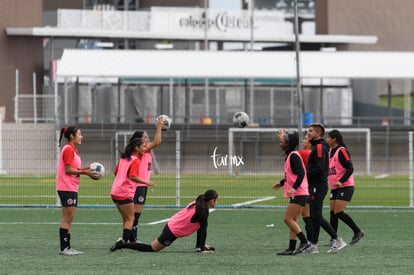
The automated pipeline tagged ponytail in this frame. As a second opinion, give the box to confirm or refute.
[191,190,218,223]
[59,126,77,147]
[121,138,143,160]
[328,129,347,148]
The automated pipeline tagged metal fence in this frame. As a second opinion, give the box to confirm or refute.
[0,123,413,208]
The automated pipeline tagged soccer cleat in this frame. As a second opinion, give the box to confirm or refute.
[327,238,347,254]
[277,249,295,256]
[350,231,365,245]
[293,242,310,255]
[110,238,125,252]
[59,247,83,256]
[303,244,319,254]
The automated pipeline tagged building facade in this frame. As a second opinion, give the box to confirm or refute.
[1,0,414,124]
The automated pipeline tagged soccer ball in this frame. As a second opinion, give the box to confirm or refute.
[90,162,105,179]
[233,112,249,128]
[156,114,172,131]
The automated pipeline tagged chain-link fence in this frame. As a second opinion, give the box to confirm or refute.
[0,123,413,208]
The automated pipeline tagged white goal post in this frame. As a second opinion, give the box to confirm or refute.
[228,127,371,175]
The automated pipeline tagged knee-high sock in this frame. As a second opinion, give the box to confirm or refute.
[336,211,361,234]
[330,211,339,232]
[122,229,132,243]
[303,217,313,242]
[289,239,297,251]
[131,212,141,241]
[123,242,155,252]
[296,231,307,244]
[59,228,69,251]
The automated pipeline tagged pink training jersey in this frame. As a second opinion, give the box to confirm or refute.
[111,155,139,200]
[328,147,355,190]
[136,150,152,187]
[168,201,200,238]
[56,143,81,192]
[284,151,309,198]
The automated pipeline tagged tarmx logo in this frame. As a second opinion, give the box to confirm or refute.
[210,146,244,169]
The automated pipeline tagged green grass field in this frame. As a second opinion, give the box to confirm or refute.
[0,174,412,207]
[1,208,414,275]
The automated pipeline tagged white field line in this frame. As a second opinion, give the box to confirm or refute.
[230,196,275,207]
[0,196,276,226]
[147,218,170,225]
[375,174,390,179]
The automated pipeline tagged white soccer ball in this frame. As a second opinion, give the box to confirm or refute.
[156,114,172,131]
[90,162,105,179]
[233,112,249,128]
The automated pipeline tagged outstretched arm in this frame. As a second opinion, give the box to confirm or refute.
[146,118,164,151]
[194,221,214,253]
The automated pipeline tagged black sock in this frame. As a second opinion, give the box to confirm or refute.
[131,212,141,242]
[124,242,155,252]
[330,211,338,232]
[122,229,132,243]
[336,211,361,234]
[296,231,307,244]
[59,228,69,251]
[303,217,313,242]
[288,239,297,251]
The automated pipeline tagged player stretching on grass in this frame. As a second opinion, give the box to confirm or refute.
[128,117,164,242]
[326,129,364,245]
[57,126,99,256]
[273,130,310,255]
[110,138,155,248]
[110,190,218,254]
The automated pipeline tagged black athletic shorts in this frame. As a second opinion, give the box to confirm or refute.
[330,186,354,202]
[112,198,134,205]
[133,186,148,204]
[289,195,309,207]
[57,191,78,207]
[157,224,177,247]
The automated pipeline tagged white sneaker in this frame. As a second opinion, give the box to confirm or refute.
[327,238,347,254]
[323,239,334,247]
[59,247,84,256]
[304,244,319,254]
[68,248,84,255]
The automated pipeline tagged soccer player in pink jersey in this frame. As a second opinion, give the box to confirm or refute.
[128,117,165,242]
[56,126,99,256]
[273,130,310,255]
[327,129,364,245]
[110,190,218,253]
[110,138,155,250]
